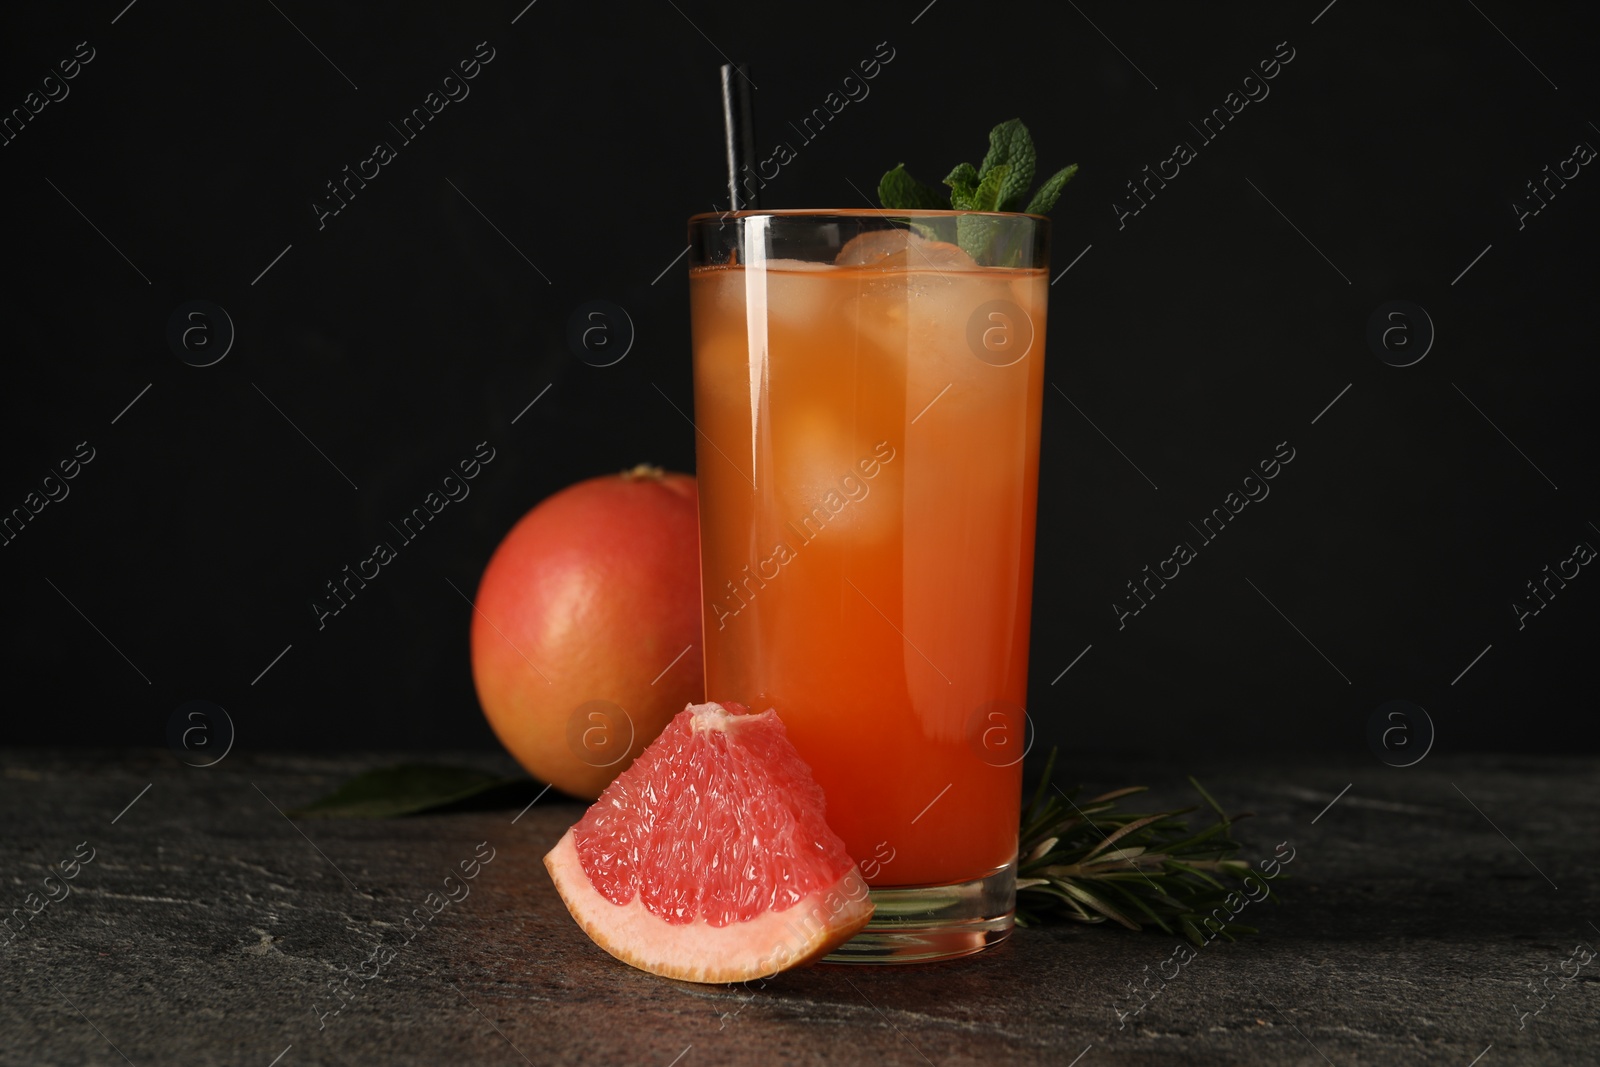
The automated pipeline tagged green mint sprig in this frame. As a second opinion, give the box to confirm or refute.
[877,119,1077,260]
[878,118,1078,214]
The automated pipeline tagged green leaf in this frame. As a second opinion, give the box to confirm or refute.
[878,163,948,210]
[1059,880,1141,930]
[1024,164,1079,215]
[289,764,532,819]
[1026,746,1059,823]
[1161,821,1233,854]
[943,162,979,209]
[1102,879,1171,929]
[1162,859,1230,893]
[1188,775,1228,819]
[951,163,1011,258]
[1083,812,1167,859]
[971,164,1011,212]
[1085,785,1149,805]
[880,118,1079,221]
[978,119,1036,212]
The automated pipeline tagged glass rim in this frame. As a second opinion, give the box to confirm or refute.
[687,207,1049,224]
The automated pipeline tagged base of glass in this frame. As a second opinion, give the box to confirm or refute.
[822,860,1015,964]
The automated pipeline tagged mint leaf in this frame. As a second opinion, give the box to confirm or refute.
[955,163,1010,258]
[978,119,1036,212]
[944,162,980,209]
[878,163,948,210]
[883,118,1079,219]
[957,215,999,259]
[288,765,533,818]
[879,119,1082,260]
[972,163,1011,212]
[1025,163,1079,215]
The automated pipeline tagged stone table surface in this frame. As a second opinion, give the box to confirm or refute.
[1,749,1595,1066]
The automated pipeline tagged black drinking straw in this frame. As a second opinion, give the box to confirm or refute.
[720,63,757,210]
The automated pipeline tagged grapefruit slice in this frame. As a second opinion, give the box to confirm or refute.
[544,700,873,983]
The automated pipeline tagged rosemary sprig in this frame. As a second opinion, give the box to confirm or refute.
[1016,748,1279,945]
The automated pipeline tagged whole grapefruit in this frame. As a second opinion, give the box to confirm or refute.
[471,464,702,799]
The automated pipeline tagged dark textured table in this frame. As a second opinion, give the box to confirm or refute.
[2,749,1595,1066]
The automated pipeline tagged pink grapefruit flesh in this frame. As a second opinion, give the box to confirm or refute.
[544,700,874,983]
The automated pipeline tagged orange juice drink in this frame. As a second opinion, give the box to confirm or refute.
[687,210,1049,961]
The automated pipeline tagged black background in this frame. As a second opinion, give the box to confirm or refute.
[2,1,1595,758]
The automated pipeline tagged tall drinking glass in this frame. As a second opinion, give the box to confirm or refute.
[687,210,1049,962]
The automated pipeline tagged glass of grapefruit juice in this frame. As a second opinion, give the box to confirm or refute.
[687,209,1049,962]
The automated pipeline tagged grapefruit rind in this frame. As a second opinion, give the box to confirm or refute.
[545,828,874,984]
